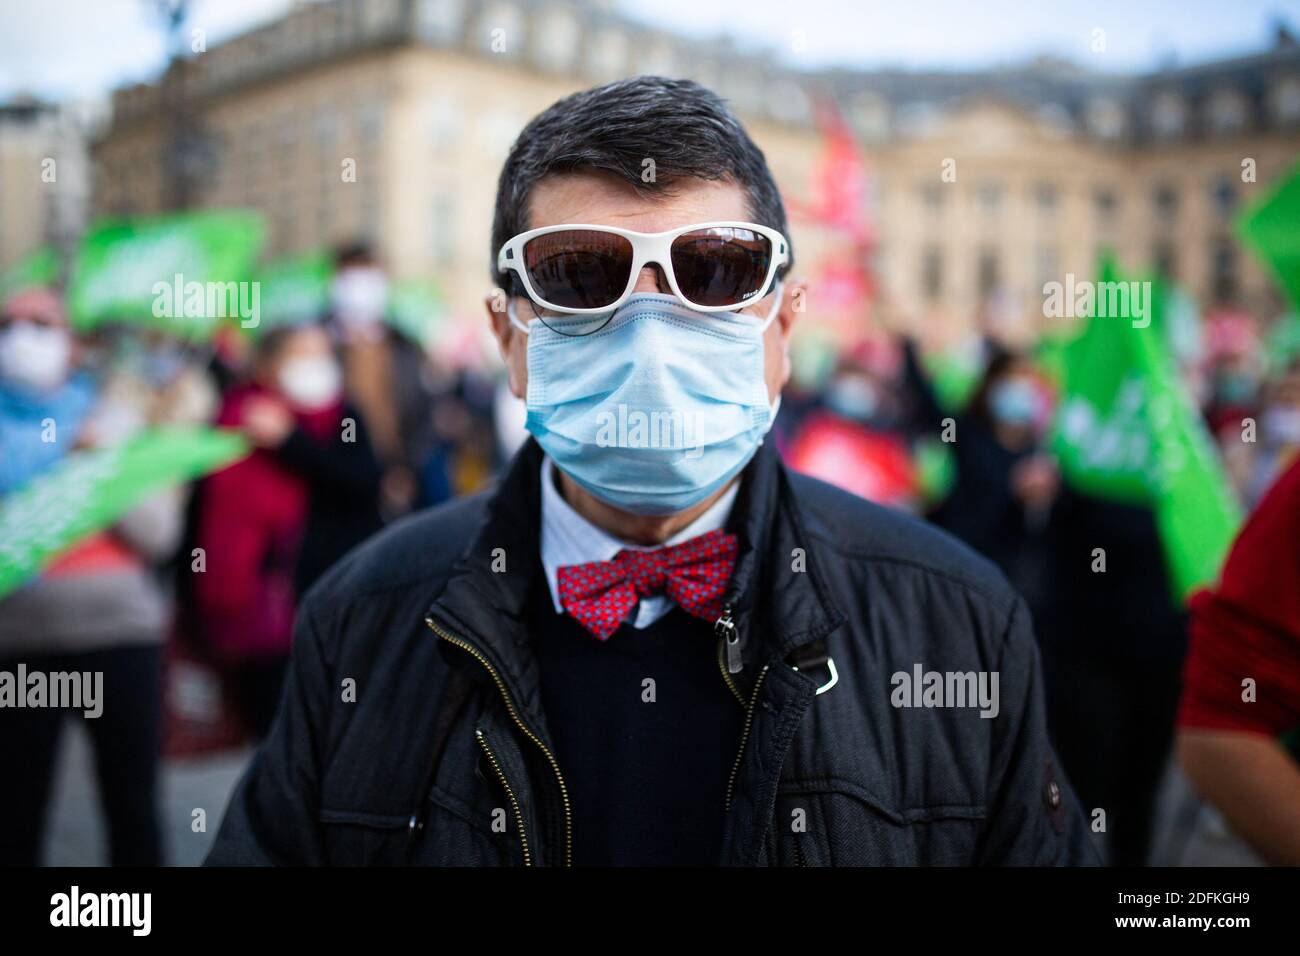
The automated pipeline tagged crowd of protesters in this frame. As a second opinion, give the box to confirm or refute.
[0,244,504,865]
[1,244,1297,866]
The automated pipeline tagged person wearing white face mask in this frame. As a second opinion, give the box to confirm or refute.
[1245,358,1300,506]
[326,242,417,518]
[0,286,184,866]
[191,322,383,739]
[0,287,96,494]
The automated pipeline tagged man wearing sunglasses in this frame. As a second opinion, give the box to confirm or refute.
[209,77,1092,867]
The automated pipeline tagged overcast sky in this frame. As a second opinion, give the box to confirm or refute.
[0,0,1296,102]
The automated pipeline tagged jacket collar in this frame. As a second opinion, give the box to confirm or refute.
[425,436,845,739]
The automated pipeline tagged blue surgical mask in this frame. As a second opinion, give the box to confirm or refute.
[989,379,1038,426]
[512,287,782,516]
[826,375,878,423]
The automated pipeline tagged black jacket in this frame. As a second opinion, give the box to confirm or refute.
[206,438,1095,866]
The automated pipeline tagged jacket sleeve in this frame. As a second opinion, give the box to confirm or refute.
[204,601,333,865]
[975,596,1099,865]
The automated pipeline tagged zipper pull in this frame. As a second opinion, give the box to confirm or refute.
[715,604,742,674]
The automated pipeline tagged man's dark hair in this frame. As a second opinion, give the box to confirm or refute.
[490,76,793,290]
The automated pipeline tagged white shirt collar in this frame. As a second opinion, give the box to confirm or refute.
[539,456,739,628]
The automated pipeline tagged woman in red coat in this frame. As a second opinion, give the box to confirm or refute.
[194,322,382,738]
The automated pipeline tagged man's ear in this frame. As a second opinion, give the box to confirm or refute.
[486,290,527,399]
[777,277,807,344]
[485,288,512,356]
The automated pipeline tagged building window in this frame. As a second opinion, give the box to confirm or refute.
[359,98,384,143]
[1094,186,1118,227]
[1207,89,1249,135]
[1086,97,1125,139]
[976,182,1002,215]
[1211,237,1237,303]
[532,8,578,72]
[977,246,1000,297]
[1034,182,1059,217]
[1153,183,1179,224]
[359,180,381,241]
[1210,175,1237,217]
[851,92,890,141]
[1153,241,1177,280]
[477,1,523,57]
[1273,77,1300,125]
[426,94,461,154]
[431,191,455,267]
[921,245,943,301]
[1150,91,1186,139]
[1034,244,1059,289]
[920,182,944,213]
[416,0,465,43]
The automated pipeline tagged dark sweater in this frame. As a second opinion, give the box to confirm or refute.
[528,568,745,866]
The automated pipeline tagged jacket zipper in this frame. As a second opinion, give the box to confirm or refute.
[724,662,771,816]
[425,616,573,867]
[475,730,532,866]
[714,604,745,705]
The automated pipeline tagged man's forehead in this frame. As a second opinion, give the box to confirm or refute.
[525,172,751,234]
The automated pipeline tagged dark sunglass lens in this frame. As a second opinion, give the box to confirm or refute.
[523,230,633,310]
[670,227,772,308]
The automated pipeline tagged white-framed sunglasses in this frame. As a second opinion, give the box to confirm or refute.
[497,220,789,317]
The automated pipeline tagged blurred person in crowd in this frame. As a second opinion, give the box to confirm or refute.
[413,369,500,509]
[0,288,97,493]
[208,77,1091,867]
[785,344,918,510]
[192,322,382,739]
[0,289,188,866]
[1203,335,1263,438]
[905,343,1060,621]
[1177,453,1300,864]
[1204,343,1265,504]
[1042,474,1187,866]
[904,326,1185,865]
[326,242,417,517]
[1244,357,1300,506]
[87,327,217,442]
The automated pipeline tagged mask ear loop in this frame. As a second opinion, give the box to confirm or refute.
[756,280,785,333]
[507,297,533,335]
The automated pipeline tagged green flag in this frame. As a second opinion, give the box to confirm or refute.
[0,246,61,301]
[1052,258,1242,600]
[0,428,249,600]
[252,250,333,334]
[67,211,265,338]
[923,347,983,413]
[1237,161,1300,314]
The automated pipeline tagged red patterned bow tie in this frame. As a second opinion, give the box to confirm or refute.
[556,528,738,641]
